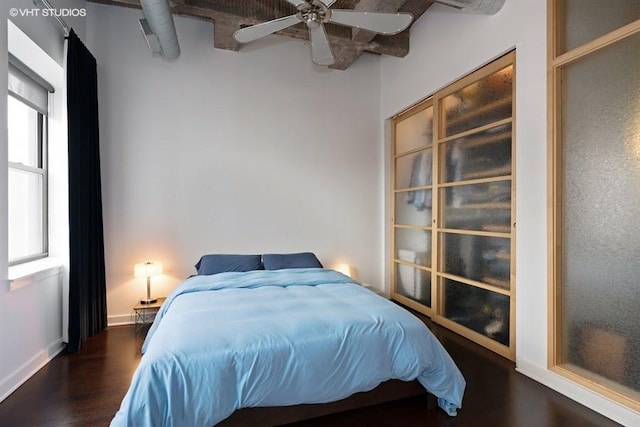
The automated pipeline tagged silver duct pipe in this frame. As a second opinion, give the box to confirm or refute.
[435,0,505,15]
[139,0,180,60]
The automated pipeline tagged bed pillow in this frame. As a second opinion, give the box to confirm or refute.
[194,254,263,275]
[262,252,323,270]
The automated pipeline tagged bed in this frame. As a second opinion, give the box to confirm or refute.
[111,263,465,426]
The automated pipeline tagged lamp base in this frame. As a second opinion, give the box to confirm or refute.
[139,298,158,305]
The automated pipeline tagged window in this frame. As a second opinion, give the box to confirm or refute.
[7,61,51,265]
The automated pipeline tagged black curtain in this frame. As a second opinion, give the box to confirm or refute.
[66,29,107,352]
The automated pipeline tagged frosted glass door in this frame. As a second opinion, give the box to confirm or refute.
[560,32,640,395]
[390,52,515,359]
[436,54,515,356]
[393,104,433,309]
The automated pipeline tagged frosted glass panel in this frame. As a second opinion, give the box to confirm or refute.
[561,33,640,393]
[394,263,431,307]
[559,0,640,54]
[395,149,432,190]
[442,65,513,137]
[8,169,44,260]
[395,106,433,154]
[395,228,431,268]
[443,278,510,346]
[440,123,511,183]
[395,191,432,226]
[441,181,511,232]
[442,233,510,290]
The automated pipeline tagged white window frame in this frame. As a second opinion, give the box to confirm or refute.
[7,93,49,266]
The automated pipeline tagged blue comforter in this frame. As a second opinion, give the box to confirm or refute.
[111,268,465,426]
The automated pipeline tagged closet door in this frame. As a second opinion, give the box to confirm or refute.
[392,102,435,313]
[550,0,640,408]
[435,54,515,359]
[390,51,516,360]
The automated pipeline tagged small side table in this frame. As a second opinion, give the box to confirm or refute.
[132,297,166,334]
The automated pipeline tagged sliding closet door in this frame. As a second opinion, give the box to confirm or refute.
[391,52,516,360]
[549,0,640,410]
[434,54,515,360]
[392,103,435,313]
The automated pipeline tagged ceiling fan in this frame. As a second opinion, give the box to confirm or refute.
[233,0,414,66]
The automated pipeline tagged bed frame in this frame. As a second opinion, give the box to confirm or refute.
[218,379,434,426]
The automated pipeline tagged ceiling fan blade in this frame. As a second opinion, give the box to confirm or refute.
[320,0,338,6]
[233,14,302,43]
[309,24,334,66]
[329,10,413,35]
[285,0,307,6]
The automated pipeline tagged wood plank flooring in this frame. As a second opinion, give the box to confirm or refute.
[0,312,623,426]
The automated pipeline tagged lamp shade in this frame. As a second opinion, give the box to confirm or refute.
[134,261,163,278]
[334,263,352,278]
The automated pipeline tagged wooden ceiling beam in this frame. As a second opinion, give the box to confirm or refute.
[212,19,241,51]
[327,0,407,69]
[328,0,435,68]
[87,0,433,69]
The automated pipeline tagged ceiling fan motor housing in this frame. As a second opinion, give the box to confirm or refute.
[297,0,332,28]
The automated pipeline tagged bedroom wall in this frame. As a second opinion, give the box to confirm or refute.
[380,2,637,425]
[0,0,86,403]
[85,4,383,323]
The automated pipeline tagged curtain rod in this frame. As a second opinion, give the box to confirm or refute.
[34,0,71,36]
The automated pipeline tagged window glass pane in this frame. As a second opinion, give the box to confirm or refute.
[8,95,40,167]
[395,228,431,268]
[441,233,510,290]
[440,123,512,183]
[442,278,510,346]
[559,0,640,54]
[395,149,432,190]
[441,181,511,232]
[394,263,431,307]
[8,168,44,261]
[442,65,513,137]
[561,33,640,394]
[395,106,433,154]
[395,190,432,226]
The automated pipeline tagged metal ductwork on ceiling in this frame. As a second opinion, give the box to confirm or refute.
[139,0,180,60]
[435,0,506,15]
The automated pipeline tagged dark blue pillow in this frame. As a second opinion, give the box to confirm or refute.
[194,254,263,275]
[262,252,323,270]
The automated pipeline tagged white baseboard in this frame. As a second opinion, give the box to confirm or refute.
[0,338,65,404]
[516,358,639,427]
[108,313,134,327]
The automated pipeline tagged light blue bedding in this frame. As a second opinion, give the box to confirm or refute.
[111,268,465,426]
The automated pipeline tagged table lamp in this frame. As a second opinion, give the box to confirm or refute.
[134,261,163,304]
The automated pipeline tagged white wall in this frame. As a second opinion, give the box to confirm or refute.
[86,4,383,323]
[0,0,86,403]
[380,2,637,425]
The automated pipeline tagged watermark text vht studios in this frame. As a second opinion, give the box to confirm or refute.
[9,8,87,18]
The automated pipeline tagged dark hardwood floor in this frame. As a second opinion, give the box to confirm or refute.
[0,312,623,426]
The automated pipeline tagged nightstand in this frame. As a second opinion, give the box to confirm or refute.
[132,297,166,334]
